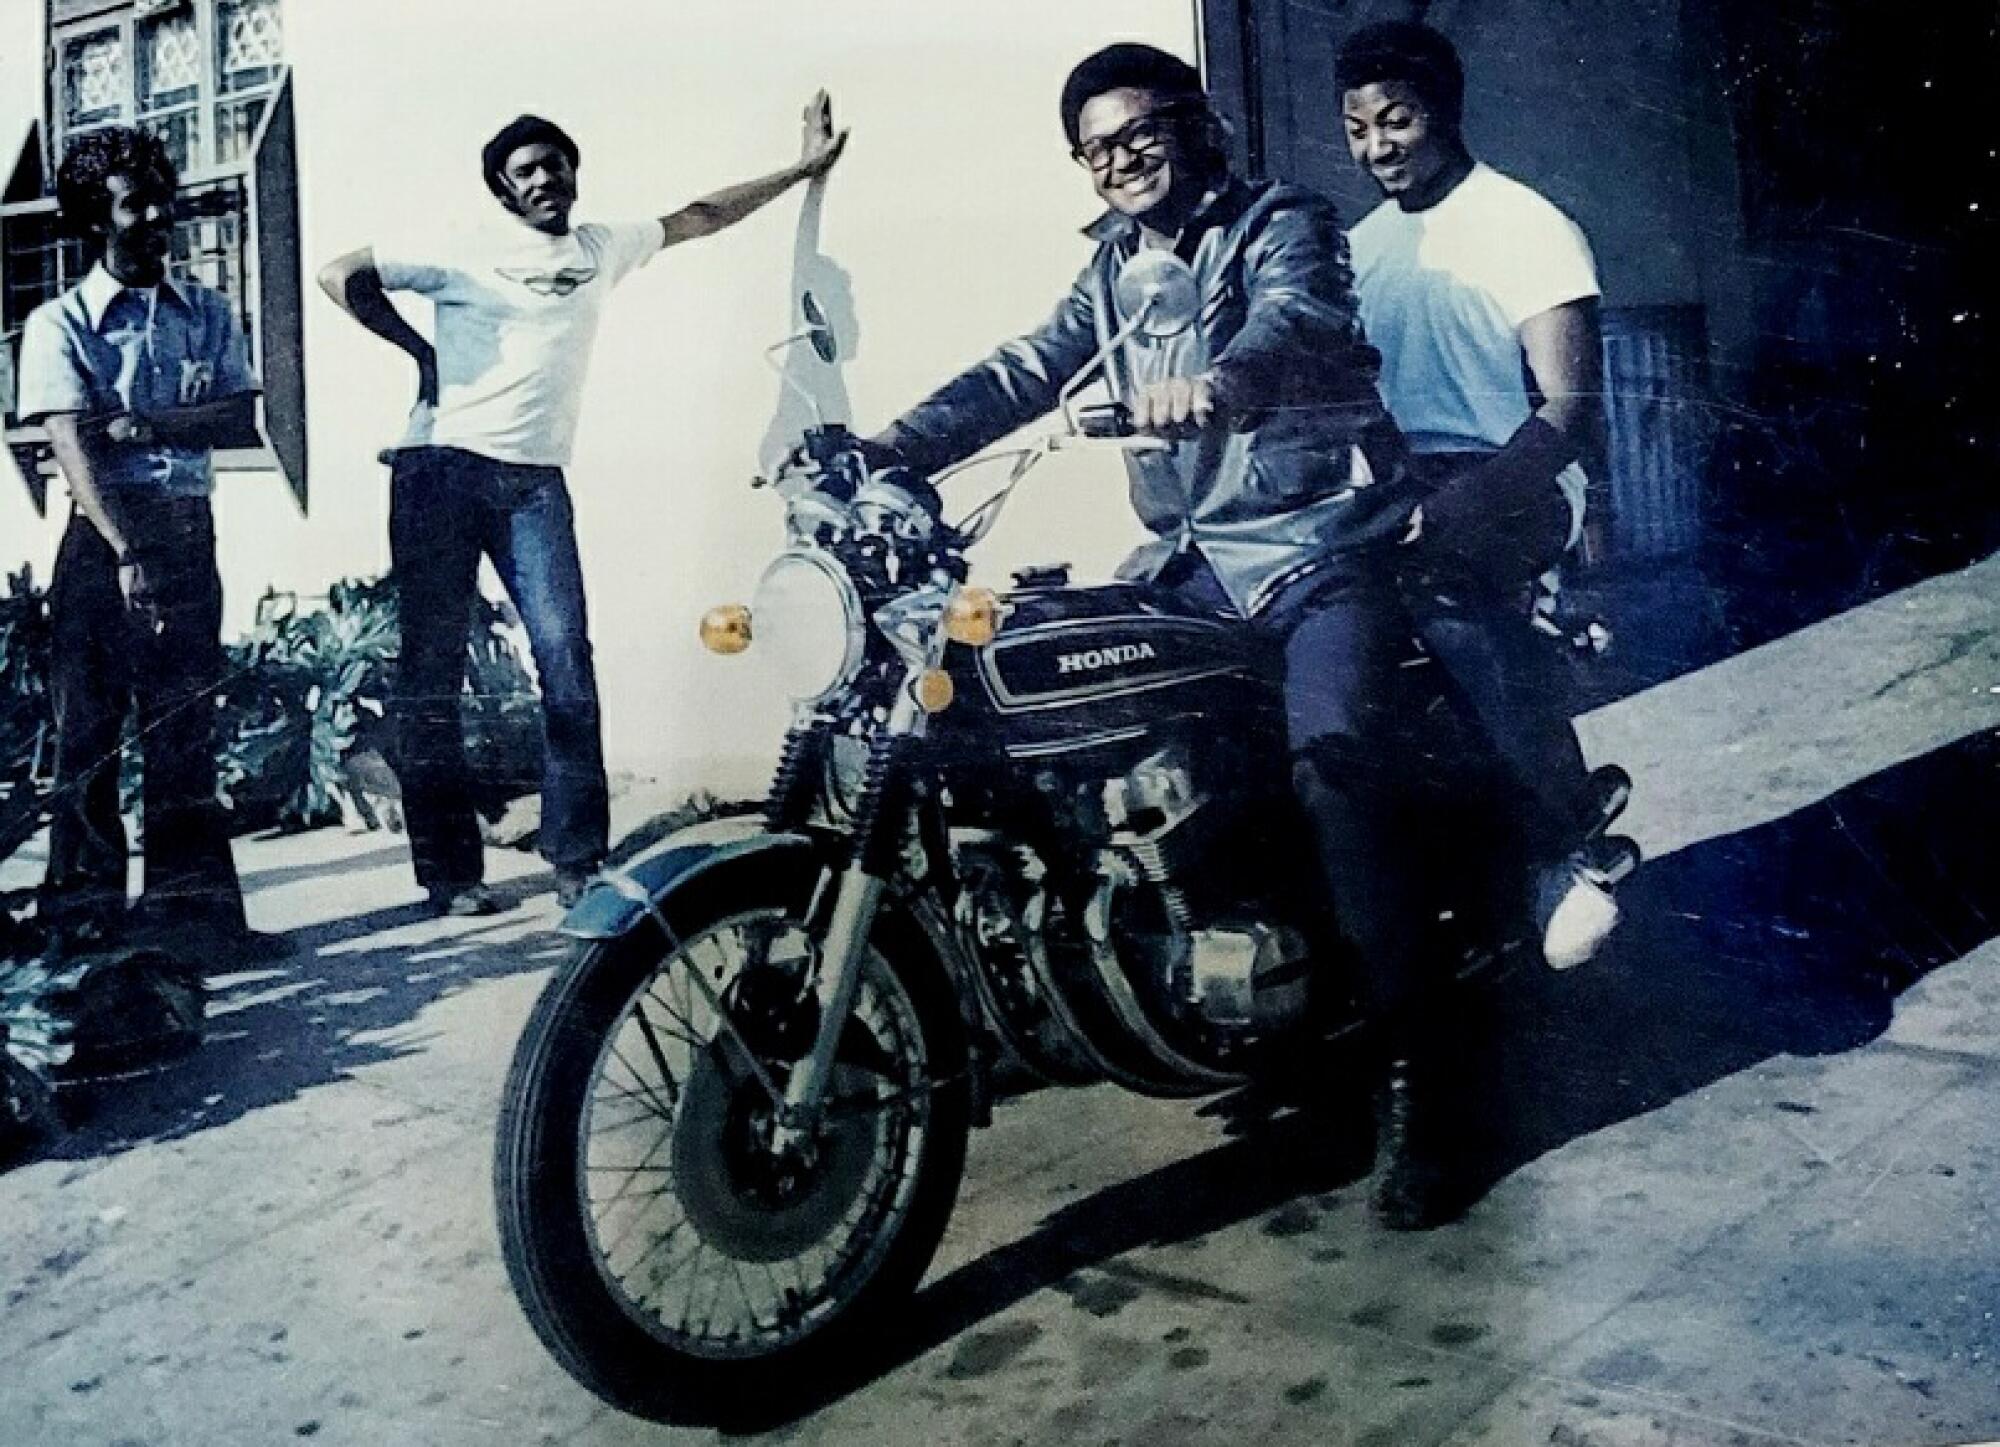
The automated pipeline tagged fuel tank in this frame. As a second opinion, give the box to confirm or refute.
[933,578,1280,767]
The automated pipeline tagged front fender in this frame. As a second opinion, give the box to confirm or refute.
[560,815,815,941]
[563,809,997,1127]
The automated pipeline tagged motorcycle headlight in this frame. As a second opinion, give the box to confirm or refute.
[752,548,865,704]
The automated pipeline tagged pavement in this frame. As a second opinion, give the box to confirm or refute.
[0,554,1995,1447]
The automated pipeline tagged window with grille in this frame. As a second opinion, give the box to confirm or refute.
[214,0,283,166]
[4,1,301,509]
[138,8,203,174]
[62,28,128,137]
[48,1,285,186]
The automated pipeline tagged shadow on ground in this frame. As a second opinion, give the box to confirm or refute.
[0,793,765,1167]
[720,724,1999,1432]
[20,862,566,1161]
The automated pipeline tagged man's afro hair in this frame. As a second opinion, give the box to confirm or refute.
[55,126,178,234]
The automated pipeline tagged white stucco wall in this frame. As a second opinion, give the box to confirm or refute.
[2,0,1198,792]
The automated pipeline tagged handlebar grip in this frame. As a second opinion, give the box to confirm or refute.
[1075,402,1134,439]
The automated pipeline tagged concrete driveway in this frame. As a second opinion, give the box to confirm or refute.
[0,556,1995,1447]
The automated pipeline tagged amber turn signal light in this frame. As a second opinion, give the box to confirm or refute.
[912,668,955,713]
[944,587,1002,646]
[699,604,753,655]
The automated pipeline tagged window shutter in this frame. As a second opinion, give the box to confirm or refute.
[3,121,54,515]
[248,70,305,509]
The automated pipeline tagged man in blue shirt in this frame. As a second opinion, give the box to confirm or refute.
[16,127,267,955]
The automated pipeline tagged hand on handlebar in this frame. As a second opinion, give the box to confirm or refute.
[1129,374,1219,437]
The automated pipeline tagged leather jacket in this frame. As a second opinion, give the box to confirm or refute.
[876,177,1414,617]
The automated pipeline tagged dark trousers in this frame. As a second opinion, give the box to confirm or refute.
[1408,453,1591,862]
[389,446,609,893]
[1402,567,1590,861]
[42,500,243,932]
[1163,552,1424,1033]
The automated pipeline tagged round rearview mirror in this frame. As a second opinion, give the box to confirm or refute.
[802,290,838,364]
[1113,250,1200,340]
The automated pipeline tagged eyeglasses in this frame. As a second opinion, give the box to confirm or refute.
[1071,104,1196,174]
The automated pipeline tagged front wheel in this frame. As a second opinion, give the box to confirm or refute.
[494,861,970,1422]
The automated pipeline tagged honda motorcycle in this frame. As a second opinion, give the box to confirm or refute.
[493,251,1637,1421]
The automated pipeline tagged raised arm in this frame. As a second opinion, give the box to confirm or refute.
[317,247,438,404]
[1209,192,1372,414]
[660,91,848,249]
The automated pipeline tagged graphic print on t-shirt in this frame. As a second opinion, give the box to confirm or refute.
[495,264,600,297]
[373,218,665,467]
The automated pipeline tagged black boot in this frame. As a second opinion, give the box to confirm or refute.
[1369,1053,1456,1231]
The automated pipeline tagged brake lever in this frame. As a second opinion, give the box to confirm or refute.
[1047,433,1172,455]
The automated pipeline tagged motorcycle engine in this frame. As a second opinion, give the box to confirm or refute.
[953,752,1314,1088]
[1093,749,1311,1035]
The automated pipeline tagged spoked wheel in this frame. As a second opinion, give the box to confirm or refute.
[495,861,969,1423]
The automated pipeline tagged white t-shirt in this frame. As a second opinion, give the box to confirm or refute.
[1349,163,1598,527]
[375,217,665,467]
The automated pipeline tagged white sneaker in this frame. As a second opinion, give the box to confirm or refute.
[1537,861,1621,971]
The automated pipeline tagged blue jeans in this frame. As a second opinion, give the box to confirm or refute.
[389,446,608,891]
[1157,549,1404,770]
[1406,452,1592,862]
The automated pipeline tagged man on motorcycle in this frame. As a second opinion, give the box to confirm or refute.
[865,43,1453,1226]
[1337,20,1622,970]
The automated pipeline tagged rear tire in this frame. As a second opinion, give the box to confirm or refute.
[494,858,970,1423]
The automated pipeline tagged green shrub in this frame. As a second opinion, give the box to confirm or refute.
[0,569,544,847]
[216,577,544,833]
[0,567,53,865]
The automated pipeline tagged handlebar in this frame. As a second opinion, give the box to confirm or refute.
[1048,402,1169,454]
[1048,401,1168,451]
[1075,401,1134,438]
[763,410,1171,546]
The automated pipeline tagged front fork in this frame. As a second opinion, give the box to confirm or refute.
[770,682,928,1151]
[770,864,887,1150]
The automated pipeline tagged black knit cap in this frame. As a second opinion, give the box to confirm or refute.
[1059,43,1206,144]
[1334,21,1466,132]
[481,114,581,200]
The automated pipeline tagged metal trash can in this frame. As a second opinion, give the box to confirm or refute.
[1599,305,1713,558]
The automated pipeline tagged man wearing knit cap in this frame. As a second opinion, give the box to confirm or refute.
[320,96,846,916]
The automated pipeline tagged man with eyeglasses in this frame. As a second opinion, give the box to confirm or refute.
[320,96,846,917]
[865,45,1467,1228]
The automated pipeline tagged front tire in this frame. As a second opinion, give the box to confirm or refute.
[494,859,970,1423]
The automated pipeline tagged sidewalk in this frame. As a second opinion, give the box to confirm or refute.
[0,557,1992,1446]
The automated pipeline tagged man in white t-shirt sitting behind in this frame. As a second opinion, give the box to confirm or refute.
[1338,21,1623,970]
[320,96,846,915]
